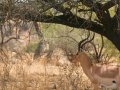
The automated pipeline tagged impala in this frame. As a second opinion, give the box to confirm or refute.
[70,33,120,90]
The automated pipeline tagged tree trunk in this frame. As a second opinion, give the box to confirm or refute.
[106,32,120,51]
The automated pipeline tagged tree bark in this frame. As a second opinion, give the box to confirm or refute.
[105,30,120,51]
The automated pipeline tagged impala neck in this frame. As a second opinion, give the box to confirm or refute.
[76,52,94,80]
[76,52,92,70]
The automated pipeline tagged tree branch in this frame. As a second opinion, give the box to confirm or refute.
[80,0,117,11]
[102,0,117,11]
[22,12,105,36]
[0,1,109,38]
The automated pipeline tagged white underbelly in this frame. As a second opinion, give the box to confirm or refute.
[94,75,117,89]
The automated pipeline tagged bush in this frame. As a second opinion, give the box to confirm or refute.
[25,43,39,53]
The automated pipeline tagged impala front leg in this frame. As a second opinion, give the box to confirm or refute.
[89,76,100,90]
[93,84,100,90]
[118,83,120,90]
[117,78,120,90]
[118,87,120,90]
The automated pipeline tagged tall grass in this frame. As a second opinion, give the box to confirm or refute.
[0,49,92,90]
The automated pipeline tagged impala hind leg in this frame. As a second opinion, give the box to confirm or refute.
[117,81,120,90]
[118,87,120,90]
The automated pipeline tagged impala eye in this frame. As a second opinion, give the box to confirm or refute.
[112,80,116,83]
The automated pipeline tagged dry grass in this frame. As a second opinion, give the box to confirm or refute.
[0,49,93,90]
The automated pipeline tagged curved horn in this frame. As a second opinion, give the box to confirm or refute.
[81,32,95,48]
[78,31,90,52]
[86,35,104,62]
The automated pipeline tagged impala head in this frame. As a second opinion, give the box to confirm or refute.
[70,31,94,64]
[78,32,104,63]
[70,31,104,63]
